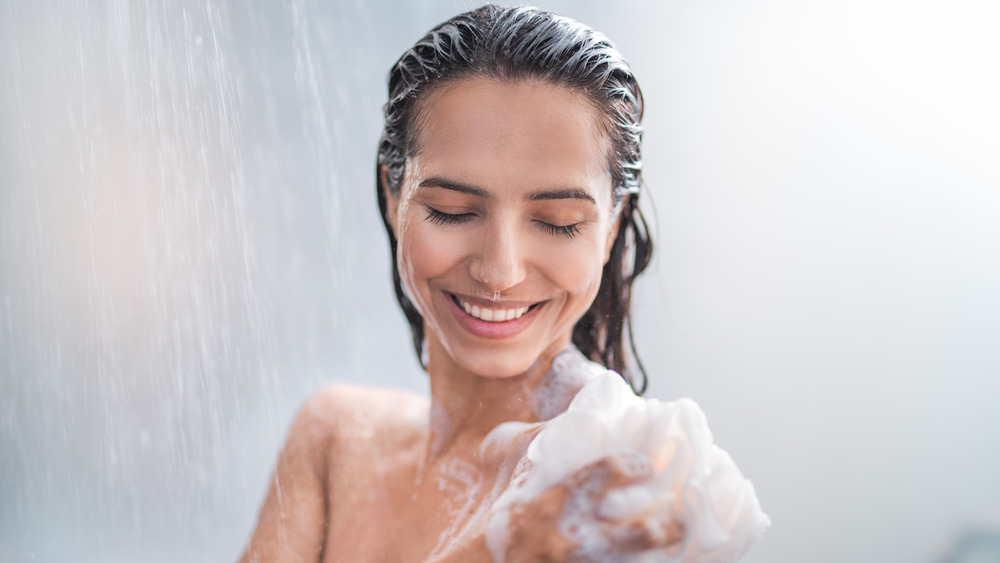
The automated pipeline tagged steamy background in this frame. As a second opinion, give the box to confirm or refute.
[1,0,998,561]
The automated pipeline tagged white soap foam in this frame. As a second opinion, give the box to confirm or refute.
[528,346,606,421]
[427,457,486,555]
[485,347,770,562]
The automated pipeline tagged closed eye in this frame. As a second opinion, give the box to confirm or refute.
[536,221,581,238]
[425,205,579,237]
[424,206,473,225]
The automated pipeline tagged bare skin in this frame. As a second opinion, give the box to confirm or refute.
[240,79,682,562]
[238,383,478,563]
[238,382,680,562]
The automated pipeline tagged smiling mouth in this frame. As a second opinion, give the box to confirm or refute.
[449,293,541,323]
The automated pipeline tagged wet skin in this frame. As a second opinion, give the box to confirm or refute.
[239,79,676,562]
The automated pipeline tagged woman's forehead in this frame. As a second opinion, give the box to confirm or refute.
[408,77,613,200]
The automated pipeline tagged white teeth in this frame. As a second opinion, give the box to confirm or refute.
[457,297,531,323]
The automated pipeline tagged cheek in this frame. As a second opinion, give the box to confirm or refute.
[397,221,465,305]
[542,236,608,302]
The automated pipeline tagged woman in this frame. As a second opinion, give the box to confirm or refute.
[241,5,765,562]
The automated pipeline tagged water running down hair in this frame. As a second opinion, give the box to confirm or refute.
[376,4,653,393]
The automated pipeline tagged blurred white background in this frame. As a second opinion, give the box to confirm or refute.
[1,1,998,561]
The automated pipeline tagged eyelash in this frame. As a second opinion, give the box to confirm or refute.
[537,222,581,238]
[423,207,581,238]
[425,207,473,225]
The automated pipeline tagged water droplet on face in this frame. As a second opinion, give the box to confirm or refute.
[493,291,500,302]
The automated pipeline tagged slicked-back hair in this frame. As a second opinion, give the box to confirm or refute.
[376,4,653,394]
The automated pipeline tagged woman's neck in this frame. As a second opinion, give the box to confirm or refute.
[422,336,568,463]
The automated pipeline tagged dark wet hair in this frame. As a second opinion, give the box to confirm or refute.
[376,4,653,394]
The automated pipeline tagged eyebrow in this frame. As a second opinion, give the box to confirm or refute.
[418,176,596,204]
[418,177,488,197]
[527,188,596,204]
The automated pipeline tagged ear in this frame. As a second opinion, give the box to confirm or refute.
[380,165,400,237]
[604,199,625,265]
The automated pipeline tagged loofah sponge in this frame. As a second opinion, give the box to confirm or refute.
[486,348,770,562]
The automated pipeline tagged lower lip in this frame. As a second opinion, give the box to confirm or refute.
[445,292,544,340]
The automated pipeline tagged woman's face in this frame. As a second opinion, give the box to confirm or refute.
[385,77,619,379]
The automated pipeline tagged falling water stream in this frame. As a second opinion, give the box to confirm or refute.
[0,1,428,559]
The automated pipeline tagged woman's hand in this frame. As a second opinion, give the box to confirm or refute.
[503,478,578,562]
[431,452,683,563]
[506,453,683,562]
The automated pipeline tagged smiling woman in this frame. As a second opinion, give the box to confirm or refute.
[377,5,654,396]
[387,78,622,381]
[239,5,765,562]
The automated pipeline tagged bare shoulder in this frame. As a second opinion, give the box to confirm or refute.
[238,384,429,563]
[292,383,430,453]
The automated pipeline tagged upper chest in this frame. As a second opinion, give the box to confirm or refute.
[322,438,506,562]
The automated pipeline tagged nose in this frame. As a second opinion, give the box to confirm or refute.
[468,218,527,293]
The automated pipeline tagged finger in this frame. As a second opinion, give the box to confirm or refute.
[606,518,685,551]
[507,487,578,563]
[607,450,654,485]
[569,451,653,493]
[531,483,573,522]
[508,480,574,530]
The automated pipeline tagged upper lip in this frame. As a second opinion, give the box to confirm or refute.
[447,291,542,309]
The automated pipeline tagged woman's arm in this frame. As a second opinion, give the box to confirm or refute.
[238,390,339,563]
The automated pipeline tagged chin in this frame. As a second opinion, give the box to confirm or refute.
[441,336,566,381]
[459,349,536,379]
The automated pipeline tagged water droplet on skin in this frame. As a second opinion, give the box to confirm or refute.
[493,291,500,302]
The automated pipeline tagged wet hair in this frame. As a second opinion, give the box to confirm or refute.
[376,4,653,394]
